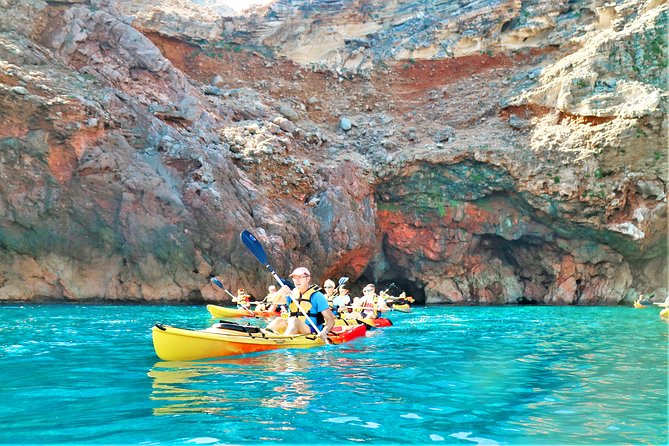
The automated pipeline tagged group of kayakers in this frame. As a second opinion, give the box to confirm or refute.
[634,293,669,319]
[216,266,403,342]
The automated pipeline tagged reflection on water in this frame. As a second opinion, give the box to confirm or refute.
[149,355,280,416]
[148,349,396,417]
[149,352,328,415]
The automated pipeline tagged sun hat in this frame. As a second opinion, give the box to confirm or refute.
[289,267,311,278]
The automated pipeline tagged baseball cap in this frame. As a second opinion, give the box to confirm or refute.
[289,267,311,278]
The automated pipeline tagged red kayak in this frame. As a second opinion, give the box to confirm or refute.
[332,323,367,342]
[371,317,393,327]
[335,316,392,328]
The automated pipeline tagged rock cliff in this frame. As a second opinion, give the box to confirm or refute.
[0,0,666,304]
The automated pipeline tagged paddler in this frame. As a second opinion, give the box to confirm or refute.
[235,288,252,307]
[323,279,337,304]
[332,283,352,316]
[266,267,335,342]
[255,285,276,312]
[359,284,389,318]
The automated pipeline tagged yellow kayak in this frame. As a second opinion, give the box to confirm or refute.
[206,304,253,318]
[206,304,279,319]
[152,323,366,361]
[661,308,669,319]
[633,301,646,308]
[391,303,411,312]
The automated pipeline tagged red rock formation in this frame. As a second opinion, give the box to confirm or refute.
[0,0,665,305]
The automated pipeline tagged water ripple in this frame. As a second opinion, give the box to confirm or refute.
[0,304,666,444]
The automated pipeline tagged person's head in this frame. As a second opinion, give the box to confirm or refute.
[268,285,276,293]
[323,279,336,295]
[339,283,350,295]
[363,284,375,296]
[289,267,312,292]
[237,288,246,296]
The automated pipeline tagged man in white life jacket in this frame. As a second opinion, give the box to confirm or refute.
[266,267,335,342]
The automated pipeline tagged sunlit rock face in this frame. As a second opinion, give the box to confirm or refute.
[0,0,666,303]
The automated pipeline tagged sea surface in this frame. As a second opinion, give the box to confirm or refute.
[0,304,666,445]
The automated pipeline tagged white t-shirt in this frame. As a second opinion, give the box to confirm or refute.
[332,294,351,308]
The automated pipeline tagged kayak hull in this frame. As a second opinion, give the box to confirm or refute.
[372,317,393,327]
[335,317,392,328]
[206,304,253,318]
[206,304,278,319]
[152,323,366,361]
[391,303,411,312]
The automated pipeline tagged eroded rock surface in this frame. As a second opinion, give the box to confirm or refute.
[0,0,666,304]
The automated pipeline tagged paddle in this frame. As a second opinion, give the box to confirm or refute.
[240,230,329,343]
[210,277,254,314]
[379,284,414,306]
[382,282,396,294]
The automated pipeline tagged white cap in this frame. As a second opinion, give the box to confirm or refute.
[289,267,311,278]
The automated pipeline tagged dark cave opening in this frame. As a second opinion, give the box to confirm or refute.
[355,270,427,304]
[477,233,554,305]
[348,232,557,306]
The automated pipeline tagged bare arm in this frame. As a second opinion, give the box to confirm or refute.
[267,286,290,312]
[320,308,336,340]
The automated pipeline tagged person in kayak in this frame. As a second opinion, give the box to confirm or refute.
[255,285,277,312]
[235,288,252,307]
[332,283,352,316]
[266,267,335,342]
[323,279,337,304]
[359,284,389,318]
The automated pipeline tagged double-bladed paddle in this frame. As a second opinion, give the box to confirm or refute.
[210,277,254,314]
[240,230,329,343]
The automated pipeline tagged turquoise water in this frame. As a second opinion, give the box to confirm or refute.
[0,305,666,445]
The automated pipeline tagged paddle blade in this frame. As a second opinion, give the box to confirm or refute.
[338,276,349,286]
[241,230,268,265]
[211,277,224,289]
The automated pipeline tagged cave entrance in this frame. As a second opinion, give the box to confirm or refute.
[477,233,554,305]
[355,271,427,304]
